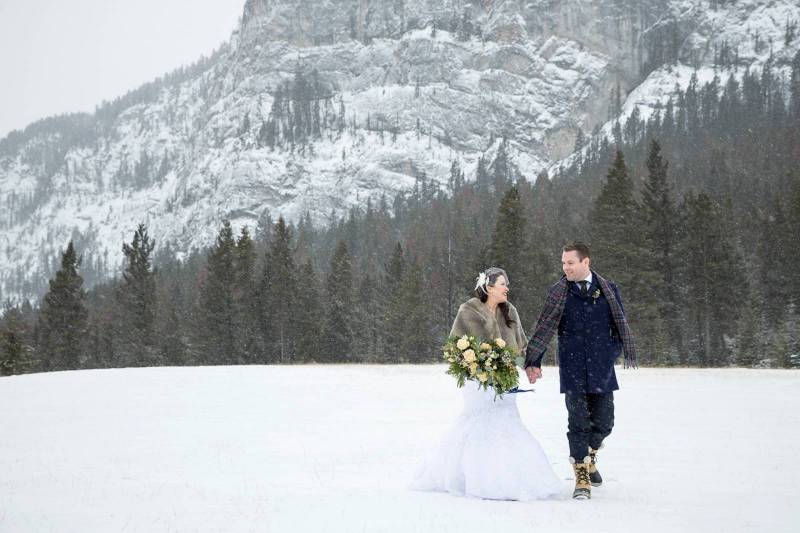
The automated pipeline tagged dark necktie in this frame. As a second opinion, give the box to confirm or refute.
[579,280,588,296]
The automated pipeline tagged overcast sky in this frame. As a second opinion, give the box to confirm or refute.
[0,0,245,138]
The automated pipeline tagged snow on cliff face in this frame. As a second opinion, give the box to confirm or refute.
[615,0,799,123]
[0,0,798,303]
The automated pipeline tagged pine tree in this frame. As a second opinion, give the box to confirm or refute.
[352,271,383,361]
[475,155,490,193]
[448,159,463,192]
[241,112,251,137]
[770,322,792,368]
[787,182,800,307]
[782,303,800,368]
[133,151,151,189]
[791,50,800,123]
[233,226,259,362]
[383,242,407,354]
[683,192,744,366]
[84,283,118,369]
[1,305,34,376]
[294,260,323,362]
[157,281,187,366]
[323,241,354,361]
[397,261,432,362]
[457,9,473,41]
[590,150,661,364]
[262,217,296,363]
[574,128,586,152]
[756,196,790,324]
[38,241,89,370]
[116,223,157,366]
[735,296,762,367]
[157,151,170,180]
[590,151,639,275]
[491,138,512,195]
[198,220,237,364]
[641,139,684,359]
[489,185,533,319]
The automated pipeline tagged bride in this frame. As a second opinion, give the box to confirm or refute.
[412,267,563,501]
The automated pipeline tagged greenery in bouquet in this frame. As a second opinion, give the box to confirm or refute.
[442,334,521,397]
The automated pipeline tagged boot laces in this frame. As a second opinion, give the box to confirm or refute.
[576,464,591,485]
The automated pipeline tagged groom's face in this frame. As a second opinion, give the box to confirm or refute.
[562,251,590,281]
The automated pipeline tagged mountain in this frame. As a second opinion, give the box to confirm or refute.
[1,0,798,303]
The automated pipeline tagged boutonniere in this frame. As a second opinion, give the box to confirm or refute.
[591,289,601,303]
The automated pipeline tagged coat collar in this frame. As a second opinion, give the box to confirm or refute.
[463,297,496,320]
[567,270,597,297]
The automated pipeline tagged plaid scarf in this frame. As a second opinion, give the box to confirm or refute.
[524,272,638,369]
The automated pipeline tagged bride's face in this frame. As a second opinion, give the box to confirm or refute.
[487,275,509,304]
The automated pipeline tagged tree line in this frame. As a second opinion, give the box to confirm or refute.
[2,54,800,374]
[2,144,798,374]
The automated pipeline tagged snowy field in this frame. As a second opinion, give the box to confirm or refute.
[1,365,798,532]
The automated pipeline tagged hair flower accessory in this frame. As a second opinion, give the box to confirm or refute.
[474,271,488,292]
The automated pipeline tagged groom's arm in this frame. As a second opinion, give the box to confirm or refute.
[523,283,566,384]
[524,335,545,384]
[524,341,546,369]
[524,301,553,369]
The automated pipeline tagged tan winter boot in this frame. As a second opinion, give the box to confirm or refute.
[570,456,592,499]
[588,447,603,487]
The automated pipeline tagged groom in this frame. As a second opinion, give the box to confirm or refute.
[523,242,637,500]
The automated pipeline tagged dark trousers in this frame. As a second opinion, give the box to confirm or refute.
[565,392,614,461]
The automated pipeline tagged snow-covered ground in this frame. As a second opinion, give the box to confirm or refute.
[1,365,798,532]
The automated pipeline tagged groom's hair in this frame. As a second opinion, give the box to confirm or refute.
[563,242,591,261]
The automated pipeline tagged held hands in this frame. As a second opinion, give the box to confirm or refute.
[525,366,542,384]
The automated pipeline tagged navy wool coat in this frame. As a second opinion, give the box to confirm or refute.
[557,274,624,394]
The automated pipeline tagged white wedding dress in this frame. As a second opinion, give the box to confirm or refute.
[412,380,564,501]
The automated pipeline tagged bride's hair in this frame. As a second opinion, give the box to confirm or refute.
[475,267,515,328]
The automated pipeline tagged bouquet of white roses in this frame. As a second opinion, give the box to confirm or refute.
[442,334,521,397]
